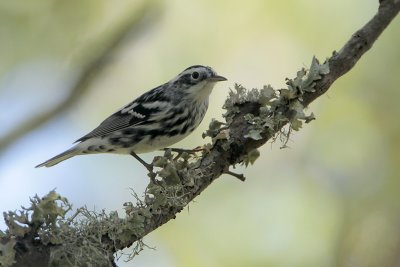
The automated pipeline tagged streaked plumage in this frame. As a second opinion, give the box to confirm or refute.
[36,65,226,168]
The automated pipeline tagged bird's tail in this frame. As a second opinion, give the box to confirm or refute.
[35,148,79,168]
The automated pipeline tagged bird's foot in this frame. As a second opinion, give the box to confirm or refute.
[162,146,205,160]
[162,146,205,154]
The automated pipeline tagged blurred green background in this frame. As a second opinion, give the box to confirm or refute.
[1,1,400,266]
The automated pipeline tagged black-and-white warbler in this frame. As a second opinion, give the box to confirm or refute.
[36,65,227,170]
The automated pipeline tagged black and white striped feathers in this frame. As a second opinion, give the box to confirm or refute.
[36,65,226,167]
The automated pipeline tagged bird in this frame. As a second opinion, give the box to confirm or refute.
[36,65,227,171]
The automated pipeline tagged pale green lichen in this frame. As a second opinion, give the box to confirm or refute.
[0,236,16,267]
[242,149,261,167]
[202,119,225,139]
[203,56,329,165]
[3,190,71,242]
[1,190,128,266]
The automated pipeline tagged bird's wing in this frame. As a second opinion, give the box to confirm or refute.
[75,85,166,143]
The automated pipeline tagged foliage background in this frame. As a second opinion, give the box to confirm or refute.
[1,1,399,266]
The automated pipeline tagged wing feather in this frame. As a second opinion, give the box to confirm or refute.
[74,110,144,143]
[74,84,167,143]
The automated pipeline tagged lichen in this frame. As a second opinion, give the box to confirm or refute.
[242,149,260,167]
[203,56,329,166]
[0,236,16,267]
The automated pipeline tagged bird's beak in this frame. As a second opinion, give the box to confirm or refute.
[207,75,227,82]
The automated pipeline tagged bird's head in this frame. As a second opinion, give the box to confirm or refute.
[170,65,227,100]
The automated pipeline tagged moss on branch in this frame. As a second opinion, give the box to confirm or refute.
[1,0,400,265]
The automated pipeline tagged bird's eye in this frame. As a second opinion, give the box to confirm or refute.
[191,71,200,80]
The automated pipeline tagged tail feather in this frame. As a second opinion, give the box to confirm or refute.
[36,148,79,168]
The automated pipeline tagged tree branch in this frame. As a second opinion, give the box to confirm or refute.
[301,0,400,106]
[111,0,400,249]
[1,0,399,266]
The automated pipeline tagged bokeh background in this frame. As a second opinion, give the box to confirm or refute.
[1,1,400,266]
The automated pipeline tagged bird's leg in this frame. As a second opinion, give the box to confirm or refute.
[130,151,153,173]
[130,151,163,185]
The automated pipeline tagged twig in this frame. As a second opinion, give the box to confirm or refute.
[224,170,246,181]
